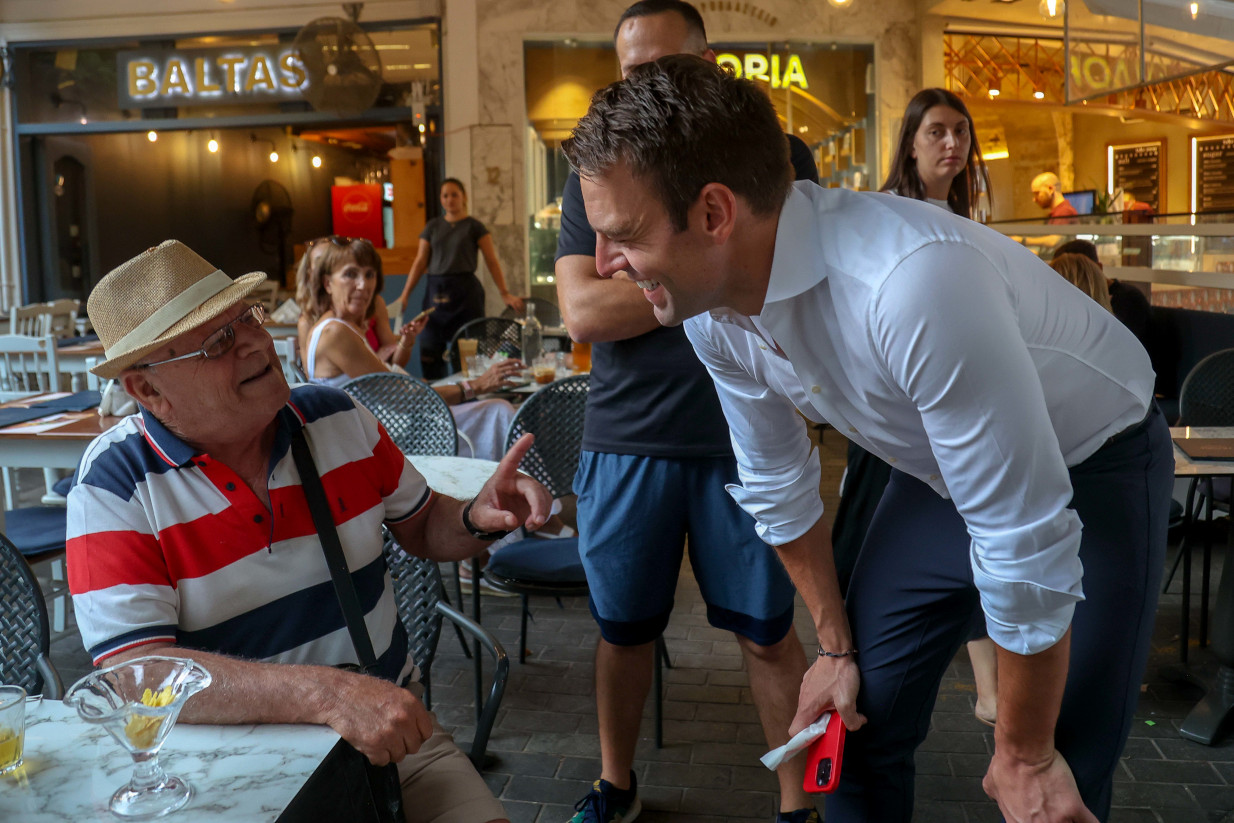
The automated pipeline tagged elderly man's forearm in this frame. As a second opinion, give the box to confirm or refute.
[105,644,347,728]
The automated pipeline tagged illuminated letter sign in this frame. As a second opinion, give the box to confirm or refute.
[715,52,809,89]
[117,46,311,108]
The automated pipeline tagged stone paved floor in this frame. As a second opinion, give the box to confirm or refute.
[21,427,1234,822]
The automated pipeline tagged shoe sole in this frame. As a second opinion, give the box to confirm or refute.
[619,799,642,822]
[458,579,519,597]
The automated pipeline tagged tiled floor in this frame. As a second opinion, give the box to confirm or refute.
[22,427,1234,822]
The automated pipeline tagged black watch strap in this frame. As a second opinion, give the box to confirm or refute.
[462,498,512,541]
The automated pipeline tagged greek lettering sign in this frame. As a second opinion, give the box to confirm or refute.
[117,47,308,108]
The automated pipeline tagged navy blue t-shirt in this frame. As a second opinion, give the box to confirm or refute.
[555,134,818,457]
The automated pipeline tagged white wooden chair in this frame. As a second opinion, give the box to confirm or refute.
[10,305,47,337]
[0,334,59,401]
[251,281,280,312]
[386,296,404,329]
[0,334,61,510]
[274,338,306,384]
[43,300,80,339]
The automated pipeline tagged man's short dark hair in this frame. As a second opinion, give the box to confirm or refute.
[614,0,707,44]
[1053,239,1100,265]
[563,55,792,232]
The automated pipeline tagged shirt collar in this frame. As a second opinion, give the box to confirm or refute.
[138,399,308,468]
[763,183,826,305]
[704,183,821,350]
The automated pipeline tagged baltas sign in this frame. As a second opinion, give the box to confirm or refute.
[117,46,308,108]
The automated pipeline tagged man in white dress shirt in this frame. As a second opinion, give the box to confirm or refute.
[562,56,1172,823]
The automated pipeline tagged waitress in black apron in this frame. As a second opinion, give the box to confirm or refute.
[400,178,524,379]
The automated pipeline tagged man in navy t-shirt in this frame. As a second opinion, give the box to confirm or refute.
[555,3,821,822]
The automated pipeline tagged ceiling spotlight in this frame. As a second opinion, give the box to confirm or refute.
[207,138,219,153]
[269,151,279,163]
[1034,90,1046,99]
[988,88,1000,98]
[147,130,158,142]
[826,0,853,7]
[1191,2,1200,18]
[1039,0,1064,19]
[312,155,322,168]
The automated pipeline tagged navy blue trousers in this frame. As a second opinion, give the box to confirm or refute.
[827,405,1172,822]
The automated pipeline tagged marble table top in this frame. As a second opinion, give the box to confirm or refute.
[0,699,337,822]
[408,454,500,500]
[1171,426,1234,476]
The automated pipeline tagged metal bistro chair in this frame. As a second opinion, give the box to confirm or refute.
[341,372,459,457]
[480,373,671,745]
[445,317,521,375]
[1163,347,1234,660]
[0,530,65,698]
[339,373,476,655]
[382,527,507,768]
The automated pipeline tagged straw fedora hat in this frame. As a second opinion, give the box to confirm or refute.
[88,240,267,379]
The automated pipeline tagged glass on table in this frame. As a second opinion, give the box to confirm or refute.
[468,353,492,379]
[532,353,557,384]
[0,685,26,775]
[571,340,591,373]
[64,656,212,818]
[457,338,479,376]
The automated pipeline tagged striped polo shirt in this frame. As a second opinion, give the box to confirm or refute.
[66,384,431,683]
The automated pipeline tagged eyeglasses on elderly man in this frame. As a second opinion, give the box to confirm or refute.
[132,303,267,370]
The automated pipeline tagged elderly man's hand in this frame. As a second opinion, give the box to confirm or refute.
[324,670,434,765]
[467,433,553,535]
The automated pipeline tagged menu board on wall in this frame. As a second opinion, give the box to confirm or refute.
[1109,140,1164,213]
[1195,135,1234,213]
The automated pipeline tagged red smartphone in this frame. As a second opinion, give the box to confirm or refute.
[802,712,846,794]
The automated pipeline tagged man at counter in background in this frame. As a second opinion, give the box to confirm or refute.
[554,2,819,821]
[1032,172,1079,224]
[564,56,1171,823]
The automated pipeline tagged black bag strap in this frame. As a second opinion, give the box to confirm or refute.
[290,428,378,670]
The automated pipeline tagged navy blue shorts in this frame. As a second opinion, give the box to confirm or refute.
[574,451,796,647]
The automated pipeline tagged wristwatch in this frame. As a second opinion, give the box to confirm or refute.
[462,498,512,541]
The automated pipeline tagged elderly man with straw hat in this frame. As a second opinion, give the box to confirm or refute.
[66,240,548,823]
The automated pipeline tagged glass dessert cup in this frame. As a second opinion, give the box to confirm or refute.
[64,656,212,819]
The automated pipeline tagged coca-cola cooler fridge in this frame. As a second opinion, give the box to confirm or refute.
[331,184,385,246]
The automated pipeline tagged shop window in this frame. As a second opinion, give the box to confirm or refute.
[522,40,874,289]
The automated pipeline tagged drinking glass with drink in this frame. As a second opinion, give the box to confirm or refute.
[571,340,591,373]
[0,685,27,775]
[457,338,479,377]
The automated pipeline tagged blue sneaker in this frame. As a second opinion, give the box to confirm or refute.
[775,810,820,823]
[568,771,641,823]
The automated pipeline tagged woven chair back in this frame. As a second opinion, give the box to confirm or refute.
[341,372,458,457]
[446,317,521,373]
[1180,348,1234,427]
[503,373,589,499]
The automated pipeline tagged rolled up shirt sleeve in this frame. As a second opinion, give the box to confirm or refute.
[685,317,823,546]
[870,242,1084,655]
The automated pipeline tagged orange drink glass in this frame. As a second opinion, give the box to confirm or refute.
[571,340,591,372]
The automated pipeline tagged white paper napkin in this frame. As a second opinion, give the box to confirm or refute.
[760,712,832,771]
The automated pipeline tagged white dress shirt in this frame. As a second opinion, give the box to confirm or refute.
[684,182,1155,655]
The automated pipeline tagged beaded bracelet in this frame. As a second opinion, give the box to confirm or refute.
[817,647,858,658]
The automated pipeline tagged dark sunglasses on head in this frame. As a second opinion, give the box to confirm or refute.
[307,235,373,249]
